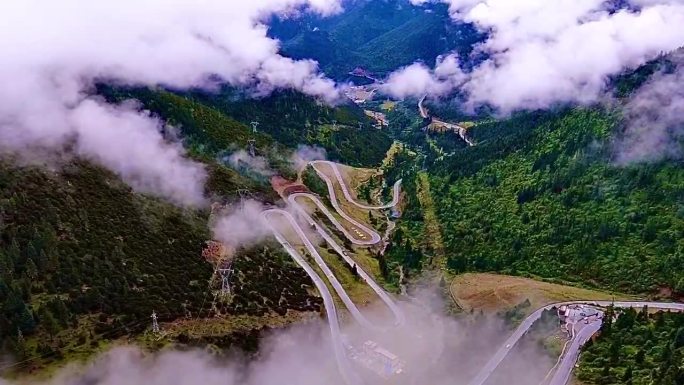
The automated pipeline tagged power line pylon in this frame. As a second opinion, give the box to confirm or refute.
[218,266,234,297]
[250,121,259,133]
[332,120,337,129]
[151,311,160,334]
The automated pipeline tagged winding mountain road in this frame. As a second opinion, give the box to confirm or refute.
[262,161,404,385]
[288,193,405,328]
[469,301,684,385]
[263,159,681,385]
[261,209,363,385]
[310,160,402,211]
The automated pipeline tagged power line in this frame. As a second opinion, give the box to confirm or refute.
[0,316,151,372]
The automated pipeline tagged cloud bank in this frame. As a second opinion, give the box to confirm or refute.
[0,0,343,206]
[211,200,272,253]
[0,288,559,385]
[400,0,684,113]
[381,55,466,99]
[228,150,276,177]
[292,144,328,170]
[614,64,684,164]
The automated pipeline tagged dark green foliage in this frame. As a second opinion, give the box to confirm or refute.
[302,165,329,199]
[0,158,316,365]
[227,246,322,317]
[182,328,264,355]
[271,0,484,79]
[382,147,426,278]
[102,85,392,168]
[426,108,684,294]
[578,309,684,385]
[98,86,273,154]
[349,6,482,76]
[498,299,533,327]
[610,52,677,98]
[0,160,210,351]
[189,89,392,167]
[205,163,279,203]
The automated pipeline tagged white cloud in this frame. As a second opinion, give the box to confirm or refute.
[211,200,272,252]
[228,150,275,177]
[292,144,328,170]
[614,64,684,164]
[381,55,466,99]
[0,0,343,206]
[396,0,684,112]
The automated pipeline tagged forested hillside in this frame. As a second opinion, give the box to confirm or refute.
[0,155,325,372]
[424,108,684,295]
[270,0,483,79]
[0,79,400,373]
[373,54,684,298]
[578,306,684,385]
[101,86,392,168]
[187,89,393,167]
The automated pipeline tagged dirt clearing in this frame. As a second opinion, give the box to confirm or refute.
[450,273,634,315]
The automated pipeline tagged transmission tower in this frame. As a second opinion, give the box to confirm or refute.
[250,121,259,133]
[248,139,256,157]
[331,120,337,129]
[218,266,234,297]
[358,122,363,131]
[236,188,249,200]
[151,311,160,334]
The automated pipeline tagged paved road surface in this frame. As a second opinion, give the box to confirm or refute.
[469,301,684,385]
[418,95,429,119]
[310,160,402,211]
[290,192,381,245]
[288,194,405,327]
[260,161,405,384]
[261,209,363,385]
[548,320,601,385]
[416,96,474,147]
[266,208,379,330]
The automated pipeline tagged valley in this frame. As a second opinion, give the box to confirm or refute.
[2,1,684,385]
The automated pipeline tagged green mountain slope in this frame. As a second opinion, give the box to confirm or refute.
[578,306,684,384]
[386,107,684,296]
[352,8,481,75]
[3,86,397,374]
[271,0,483,79]
[187,89,393,167]
[0,155,326,371]
[372,46,684,298]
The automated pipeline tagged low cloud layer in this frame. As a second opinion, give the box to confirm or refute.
[614,64,684,164]
[381,55,466,99]
[401,0,684,113]
[0,287,558,385]
[0,0,342,206]
[292,144,328,170]
[211,200,272,253]
[228,150,276,177]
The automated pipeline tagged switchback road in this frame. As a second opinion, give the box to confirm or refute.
[261,209,363,385]
[262,161,405,385]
